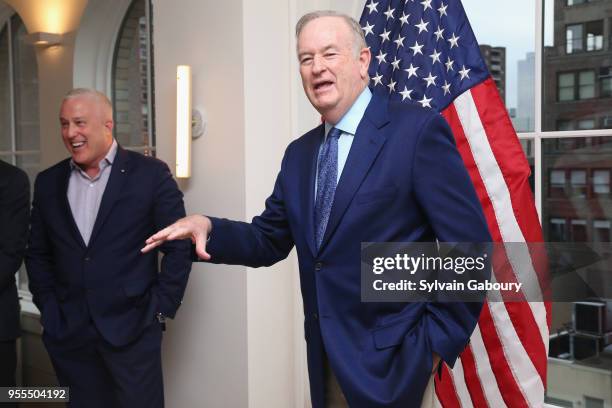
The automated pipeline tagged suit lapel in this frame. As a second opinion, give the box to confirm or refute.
[319,93,390,251]
[60,161,87,248]
[88,146,130,248]
[302,125,325,257]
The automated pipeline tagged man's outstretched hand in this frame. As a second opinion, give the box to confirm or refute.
[142,215,212,260]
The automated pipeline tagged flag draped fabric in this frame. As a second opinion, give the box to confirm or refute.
[359,1,551,406]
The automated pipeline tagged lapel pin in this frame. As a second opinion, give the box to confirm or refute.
[121,169,126,173]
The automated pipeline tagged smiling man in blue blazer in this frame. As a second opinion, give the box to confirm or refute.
[26,89,191,408]
[144,11,490,408]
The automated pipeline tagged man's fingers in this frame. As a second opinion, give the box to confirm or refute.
[145,226,172,244]
[142,215,211,256]
[194,232,211,260]
[141,239,164,253]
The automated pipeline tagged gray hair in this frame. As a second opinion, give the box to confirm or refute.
[295,10,367,57]
[62,88,113,118]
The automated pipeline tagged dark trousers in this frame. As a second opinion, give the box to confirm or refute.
[0,339,17,387]
[0,340,17,408]
[43,321,164,408]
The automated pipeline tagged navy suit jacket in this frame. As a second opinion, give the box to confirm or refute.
[0,160,29,341]
[207,93,491,407]
[26,147,192,347]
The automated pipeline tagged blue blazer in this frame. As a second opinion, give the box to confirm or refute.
[207,93,491,407]
[26,147,192,347]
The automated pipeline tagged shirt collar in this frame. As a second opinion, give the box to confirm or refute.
[324,87,373,137]
[70,139,118,172]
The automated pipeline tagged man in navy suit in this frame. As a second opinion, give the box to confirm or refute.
[144,11,490,408]
[0,160,29,407]
[26,89,191,407]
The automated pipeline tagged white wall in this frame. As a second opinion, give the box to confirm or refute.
[241,1,297,407]
[153,0,249,406]
[153,0,305,406]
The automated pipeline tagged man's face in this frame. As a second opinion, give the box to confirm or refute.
[297,16,370,123]
[60,96,113,174]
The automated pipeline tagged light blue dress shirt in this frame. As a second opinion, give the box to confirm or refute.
[316,87,372,197]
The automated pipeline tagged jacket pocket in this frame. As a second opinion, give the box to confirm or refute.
[372,310,423,350]
[123,279,154,308]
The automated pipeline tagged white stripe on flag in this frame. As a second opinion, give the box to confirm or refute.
[452,91,549,346]
[470,326,507,408]
[488,301,545,406]
[450,358,473,408]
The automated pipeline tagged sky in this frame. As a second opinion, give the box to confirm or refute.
[461,0,554,109]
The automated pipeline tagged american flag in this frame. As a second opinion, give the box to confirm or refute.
[359,1,551,407]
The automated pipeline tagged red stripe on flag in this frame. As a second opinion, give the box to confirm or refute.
[460,345,490,408]
[479,304,530,408]
[435,365,462,408]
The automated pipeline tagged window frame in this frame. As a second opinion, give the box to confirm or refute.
[110,0,155,156]
[0,14,40,293]
[557,69,597,101]
[565,20,604,54]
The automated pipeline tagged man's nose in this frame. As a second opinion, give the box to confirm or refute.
[67,123,78,138]
[312,55,326,74]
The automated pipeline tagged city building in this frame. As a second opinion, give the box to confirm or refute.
[543,1,612,406]
[479,44,507,103]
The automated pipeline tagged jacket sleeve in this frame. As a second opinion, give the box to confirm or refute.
[412,113,492,367]
[153,162,192,318]
[0,166,30,292]
[206,147,295,267]
[26,174,57,312]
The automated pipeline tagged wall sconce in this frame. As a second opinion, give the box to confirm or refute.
[176,65,206,179]
[25,32,63,46]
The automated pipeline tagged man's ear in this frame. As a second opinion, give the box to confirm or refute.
[359,47,371,79]
[104,119,114,134]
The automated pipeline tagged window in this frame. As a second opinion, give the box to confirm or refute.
[579,71,595,98]
[462,0,612,404]
[566,21,604,54]
[0,13,39,291]
[593,220,610,241]
[545,396,573,408]
[557,120,574,130]
[586,21,604,51]
[550,170,567,197]
[577,119,595,129]
[550,218,568,241]
[558,71,596,101]
[592,169,610,194]
[570,169,587,197]
[584,396,604,408]
[111,0,155,156]
[601,77,612,97]
[567,24,584,53]
[571,219,588,241]
[559,73,576,101]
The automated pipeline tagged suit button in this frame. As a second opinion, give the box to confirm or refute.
[314,262,323,271]
[84,257,91,261]
[313,313,319,320]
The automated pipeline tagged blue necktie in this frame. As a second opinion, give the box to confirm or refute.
[315,127,342,250]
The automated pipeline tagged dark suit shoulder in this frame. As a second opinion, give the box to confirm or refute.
[0,160,28,185]
[287,123,324,153]
[36,158,71,180]
[124,149,170,171]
